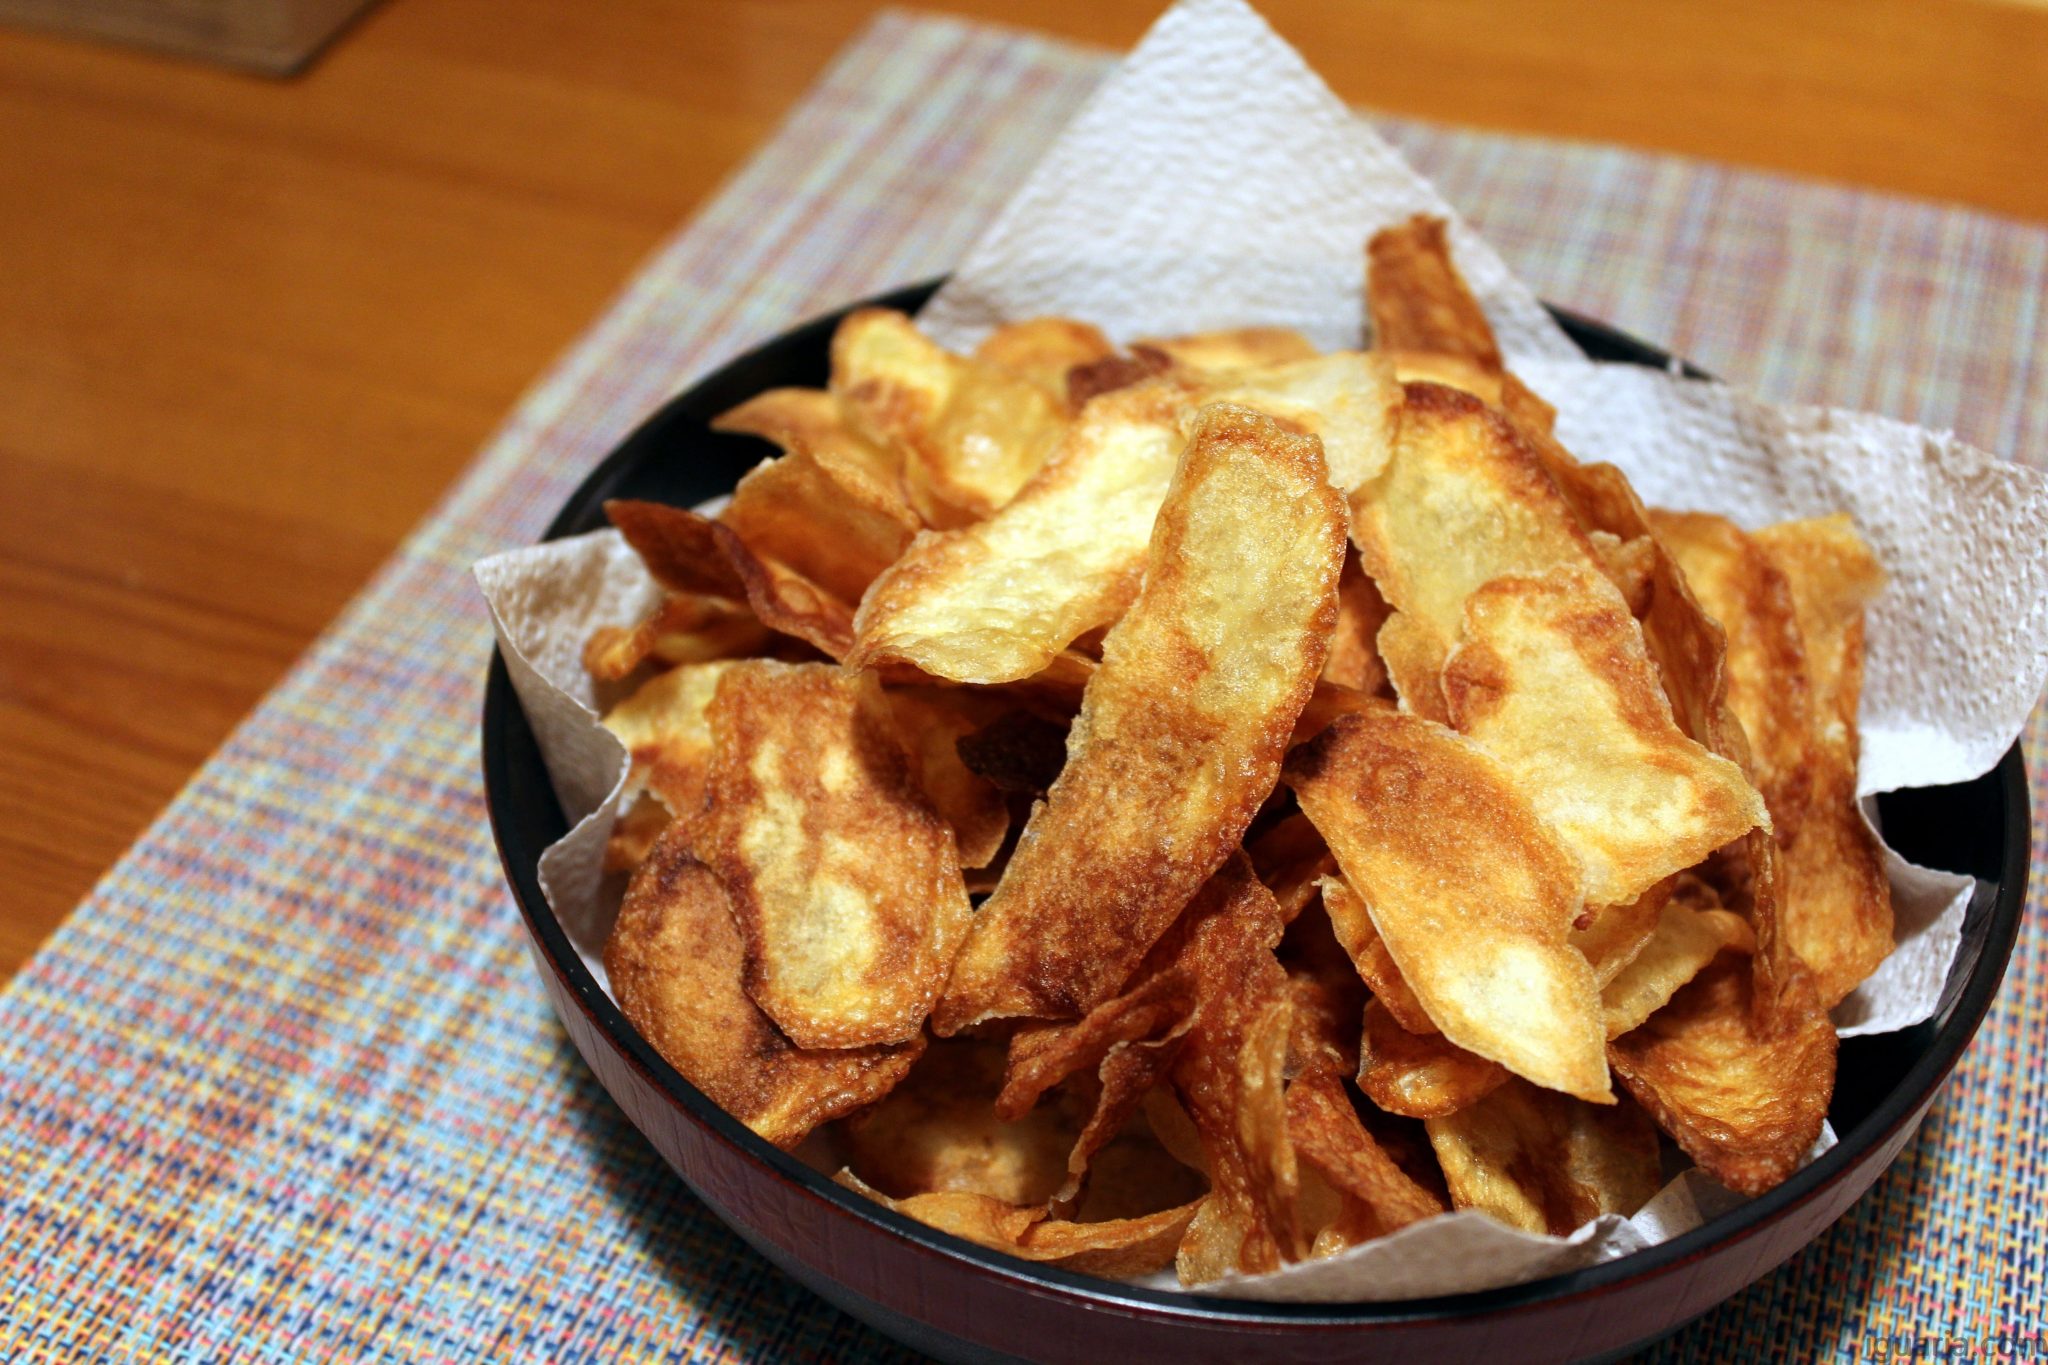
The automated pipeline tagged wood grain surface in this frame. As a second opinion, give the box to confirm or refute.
[3,0,2045,980]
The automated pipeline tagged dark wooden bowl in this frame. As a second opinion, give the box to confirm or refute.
[481,282,2030,1364]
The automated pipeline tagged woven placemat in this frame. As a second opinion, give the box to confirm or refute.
[2,12,2041,1361]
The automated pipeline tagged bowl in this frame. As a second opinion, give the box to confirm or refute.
[481,281,2029,1364]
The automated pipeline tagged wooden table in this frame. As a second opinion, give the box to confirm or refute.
[3,0,2045,980]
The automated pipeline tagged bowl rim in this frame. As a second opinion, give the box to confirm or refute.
[480,281,2031,1327]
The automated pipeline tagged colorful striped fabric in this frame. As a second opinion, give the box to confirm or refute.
[2,11,2043,1361]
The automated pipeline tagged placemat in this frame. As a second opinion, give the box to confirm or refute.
[2,10,2042,1362]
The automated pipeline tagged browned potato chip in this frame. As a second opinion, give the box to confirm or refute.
[973,318,1118,410]
[602,792,673,874]
[1323,549,1392,695]
[691,662,972,1048]
[883,686,1012,869]
[1571,879,1672,988]
[1425,1079,1662,1235]
[1136,326,1321,372]
[1280,902,1368,1080]
[1318,875,1434,1036]
[836,1172,1199,1278]
[605,834,922,1148]
[1374,609,1452,721]
[1609,950,1836,1194]
[830,308,1069,526]
[936,405,1345,1030]
[582,593,770,683]
[601,660,738,821]
[1442,564,1768,907]
[1754,515,1891,1006]
[1365,215,1503,374]
[712,386,907,513]
[1601,900,1756,1038]
[1247,812,1337,925]
[1288,1067,1444,1255]
[1287,709,1611,1103]
[605,497,748,600]
[843,1039,1077,1207]
[953,708,1070,796]
[1356,998,1507,1119]
[1384,350,1500,399]
[1196,352,1402,491]
[1066,345,1175,409]
[722,450,918,603]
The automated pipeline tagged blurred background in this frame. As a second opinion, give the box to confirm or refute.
[2,0,2044,979]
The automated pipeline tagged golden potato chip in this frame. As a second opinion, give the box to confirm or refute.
[1442,564,1768,908]
[1288,1067,1444,1256]
[721,451,918,603]
[882,687,1012,869]
[1196,352,1402,492]
[1286,709,1611,1103]
[836,1172,1198,1278]
[691,662,972,1048]
[1385,350,1500,399]
[1609,950,1836,1195]
[1135,326,1321,373]
[1280,904,1368,1080]
[605,497,748,601]
[850,376,1199,683]
[605,835,922,1148]
[1322,550,1392,694]
[582,593,769,683]
[1374,609,1452,722]
[1056,1034,1195,1212]
[1246,812,1336,925]
[1292,679,1395,749]
[600,659,738,821]
[842,1039,1076,1207]
[1066,345,1175,409]
[712,386,907,512]
[1066,1113,1209,1223]
[1425,1079,1662,1236]
[1571,879,1672,988]
[1356,998,1507,1119]
[1601,900,1756,1038]
[972,317,1118,410]
[936,406,1346,1030]
[603,792,672,874]
[1755,515,1892,1006]
[1365,215,1503,374]
[1318,875,1434,1036]
[1174,986,1299,1283]
[830,308,1068,526]
[708,517,858,659]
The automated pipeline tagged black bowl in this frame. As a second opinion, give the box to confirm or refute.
[482,281,2028,1364]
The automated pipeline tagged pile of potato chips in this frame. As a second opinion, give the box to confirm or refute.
[591,216,1887,1285]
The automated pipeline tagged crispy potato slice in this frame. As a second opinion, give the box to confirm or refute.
[605,835,922,1148]
[1572,879,1673,988]
[1323,550,1392,694]
[1066,345,1175,409]
[1443,564,1768,908]
[882,687,1012,869]
[1288,1067,1445,1255]
[708,517,858,659]
[843,1039,1077,1207]
[1281,903,1368,1080]
[1357,999,1507,1118]
[1425,1079,1662,1236]
[830,308,1068,526]
[601,659,738,821]
[973,318,1118,410]
[836,1172,1198,1278]
[1365,215,1503,373]
[936,406,1345,1029]
[1602,901,1756,1038]
[583,593,769,682]
[1247,812,1336,925]
[603,792,673,874]
[1755,515,1892,1006]
[1174,982,1298,1283]
[722,451,918,603]
[850,376,1199,682]
[691,662,972,1048]
[1318,875,1434,1036]
[1610,950,1836,1195]
[1287,709,1611,1103]
[713,386,906,510]
[1385,350,1500,399]
[605,497,749,601]
[1136,326,1321,372]
[1375,610,1451,722]
[1067,1114,1209,1222]
[1197,352,1402,491]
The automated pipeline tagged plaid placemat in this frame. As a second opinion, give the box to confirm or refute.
[3,11,2043,1362]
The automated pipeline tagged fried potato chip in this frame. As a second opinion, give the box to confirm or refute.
[936,406,1345,1029]
[708,517,858,659]
[1322,549,1392,694]
[1066,1113,1209,1223]
[691,662,972,1048]
[1609,949,1836,1195]
[1280,903,1368,1080]
[1755,515,1892,1006]
[605,835,922,1148]
[1288,1067,1444,1256]
[850,376,1199,683]
[604,496,748,600]
[1571,879,1672,988]
[1385,350,1499,398]
[972,318,1117,410]
[1442,564,1768,908]
[1356,998,1507,1119]
[1425,1079,1662,1236]
[603,792,672,874]
[712,386,906,510]
[836,1172,1199,1278]
[1318,875,1433,1036]
[843,1039,1077,1207]
[1286,709,1611,1103]
[1602,901,1756,1038]
[1135,326,1321,372]
[1196,352,1402,491]
[1374,609,1452,722]
[1247,812,1336,925]
[830,308,1068,526]
[601,659,738,821]
[1174,984,1299,1283]
[1067,345,1175,409]
[1365,215,1503,374]
[882,687,1012,869]
[582,593,769,682]
[721,451,918,603]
